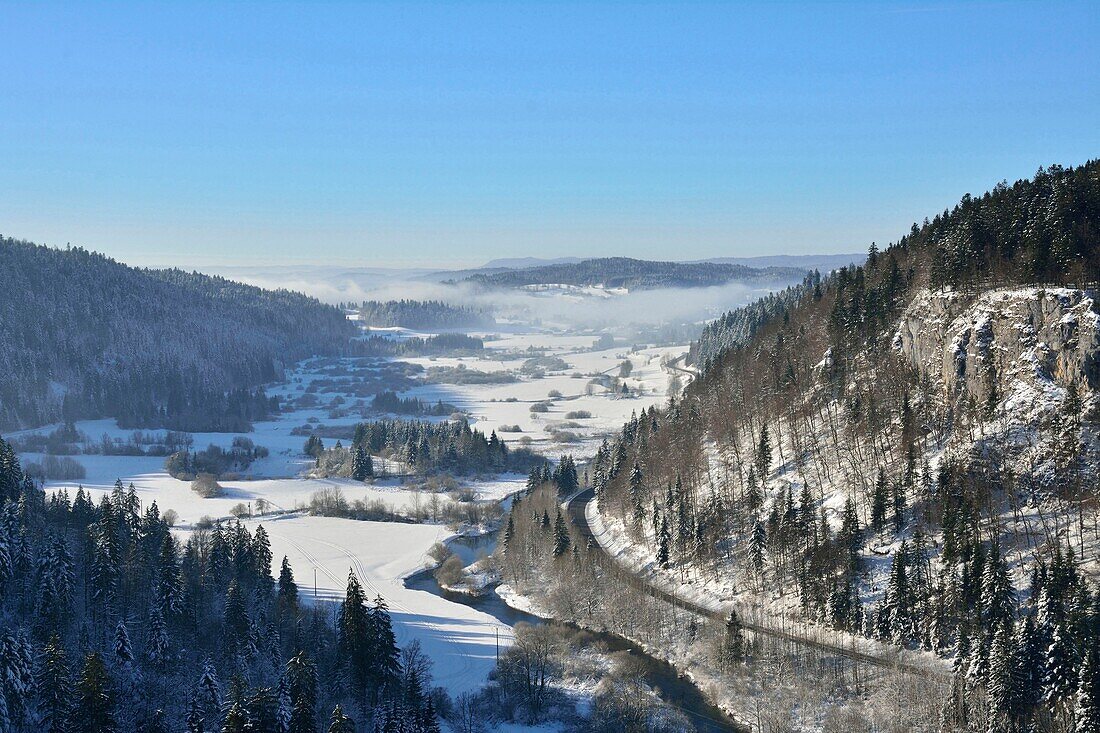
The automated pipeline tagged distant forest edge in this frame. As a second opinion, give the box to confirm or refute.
[461,256,809,290]
[353,299,493,330]
[0,239,356,431]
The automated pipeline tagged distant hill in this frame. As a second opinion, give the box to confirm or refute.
[0,239,355,430]
[480,256,584,269]
[693,253,862,272]
[463,256,807,290]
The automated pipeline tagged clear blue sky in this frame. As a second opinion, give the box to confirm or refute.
[1,1,1096,268]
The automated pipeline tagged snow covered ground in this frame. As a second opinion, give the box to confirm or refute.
[177,515,512,698]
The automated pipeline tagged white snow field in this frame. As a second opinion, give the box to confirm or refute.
[177,515,512,698]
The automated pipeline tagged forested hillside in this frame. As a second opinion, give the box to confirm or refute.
[464,256,806,290]
[355,300,492,330]
[0,239,355,431]
[588,161,1100,731]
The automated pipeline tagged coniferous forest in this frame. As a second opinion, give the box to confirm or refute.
[0,240,355,431]
[0,435,443,733]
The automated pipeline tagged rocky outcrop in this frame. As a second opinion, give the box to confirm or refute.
[895,287,1100,421]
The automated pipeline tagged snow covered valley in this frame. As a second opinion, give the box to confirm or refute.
[12,320,702,730]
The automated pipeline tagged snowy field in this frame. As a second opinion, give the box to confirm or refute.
[176,515,512,697]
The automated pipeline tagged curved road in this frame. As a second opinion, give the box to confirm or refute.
[566,488,947,679]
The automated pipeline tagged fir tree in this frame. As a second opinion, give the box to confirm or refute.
[552,511,570,557]
[368,596,402,698]
[37,635,71,733]
[71,653,114,733]
[657,514,671,567]
[755,424,771,479]
[1077,643,1100,733]
[286,652,318,733]
[278,556,299,618]
[328,704,354,733]
[871,469,888,533]
[351,443,374,482]
[197,657,221,726]
[338,571,372,703]
[147,605,170,668]
[750,520,767,576]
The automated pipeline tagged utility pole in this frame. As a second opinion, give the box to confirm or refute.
[314,568,318,599]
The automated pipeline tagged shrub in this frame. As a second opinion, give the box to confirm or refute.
[434,555,465,587]
[191,473,223,498]
[310,485,349,516]
[564,410,591,420]
[529,402,550,413]
[23,455,86,481]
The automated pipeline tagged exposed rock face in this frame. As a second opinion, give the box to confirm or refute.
[896,287,1100,422]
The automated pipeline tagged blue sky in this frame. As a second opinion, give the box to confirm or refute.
[1,1,1096,268]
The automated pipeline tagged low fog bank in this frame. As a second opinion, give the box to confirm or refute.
[213,264,805,336]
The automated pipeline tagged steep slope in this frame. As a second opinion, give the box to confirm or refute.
[586,161,1100,732]
[0,239,355,430]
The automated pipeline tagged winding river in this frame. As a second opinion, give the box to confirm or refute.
[405,533,744,733]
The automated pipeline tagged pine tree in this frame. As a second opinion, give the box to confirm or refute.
[755,424,771,479]
[142,709,170,733]
[153,533,182,617]
[147,604,170,668]
[35,536,74,631]
[286,652,318,733]
[502,514,515,552]
[278,556,299,619]
[223,580,250,657]
[1045,621,1079,715]
[891,476,906,532]
[37,635,70,733]
[656,514,671,567]
[871,469,888,533]
[981,543,1015,631]
[750,520,767,576]
[222,702,249,733]
[422,696,441,733]
[987,622,1016,732]
[0,630,33,730]
[369,596,402,698]
[351,443,374,481]
[186,688,205,733]
[113,621,134,669]
[252,525,274,593]
[338,571,371,702]
[71,653,115,733]
[745,467,762,514]
[247,687,279,733]
[839,496,862,573]
[197,657,221,726]
[1078,642,1100,733]
[552,511,570,557]
[328,705,354,733]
